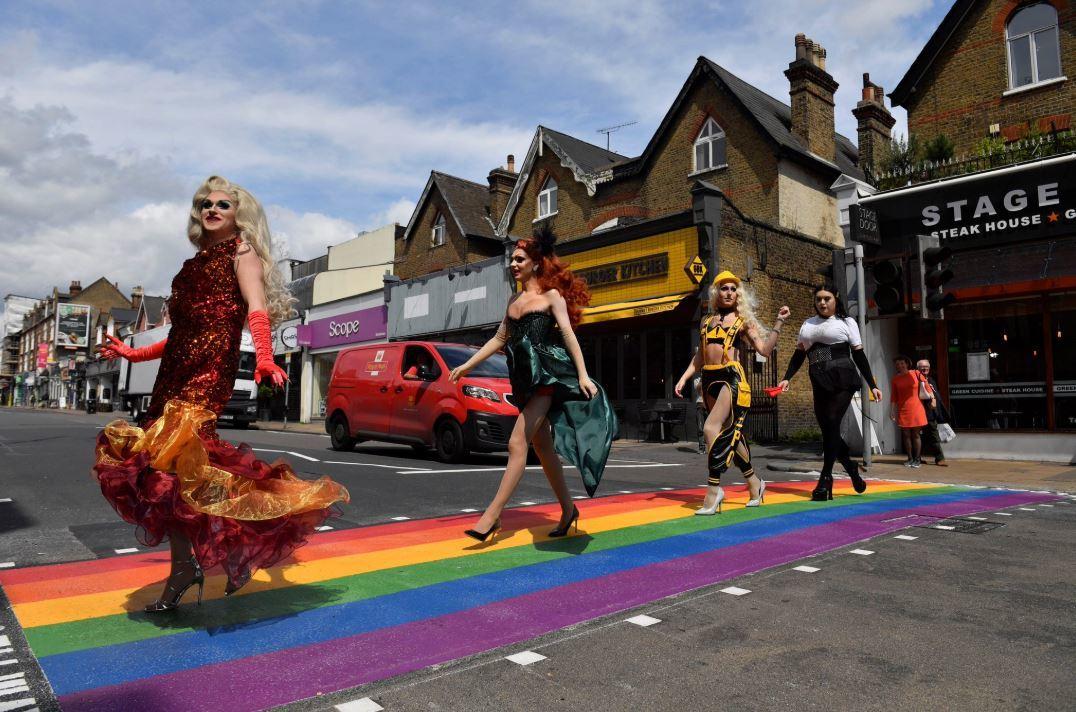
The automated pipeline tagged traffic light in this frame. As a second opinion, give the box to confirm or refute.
[917,234,956,319]
[871,258,905,316]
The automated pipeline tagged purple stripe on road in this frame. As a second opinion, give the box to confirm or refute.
[60,491,1054,712]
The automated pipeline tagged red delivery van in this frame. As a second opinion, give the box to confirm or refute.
[325,341,518,462]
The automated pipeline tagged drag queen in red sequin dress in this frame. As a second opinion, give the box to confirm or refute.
[95,176,349,611]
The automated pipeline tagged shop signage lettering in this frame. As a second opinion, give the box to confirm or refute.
[328,319,362,339]
[577,253,669,288]
[861,156,1073,245]
[950,383,1046,397]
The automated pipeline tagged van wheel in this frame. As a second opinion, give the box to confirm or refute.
[435,419,468,463]
[329,416,356,451]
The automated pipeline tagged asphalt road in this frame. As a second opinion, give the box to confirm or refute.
[0,408,1073,712]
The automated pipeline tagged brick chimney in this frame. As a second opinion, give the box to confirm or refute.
[784,34,838,161]
[851,73,896,180]
[130,285,144,313]
[68,280,82,297]
[487,154,518,226]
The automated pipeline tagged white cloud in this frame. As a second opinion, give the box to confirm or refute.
[266,206,361,262]
[374,197,418,228]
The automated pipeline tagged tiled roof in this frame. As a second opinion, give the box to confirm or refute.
[431,172,498,240]
[540,128,629,175]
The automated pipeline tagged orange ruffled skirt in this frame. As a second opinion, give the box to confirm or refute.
[93,399,350,590]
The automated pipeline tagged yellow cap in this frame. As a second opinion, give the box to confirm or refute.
[712,270,740,286]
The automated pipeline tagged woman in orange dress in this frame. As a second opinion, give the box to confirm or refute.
[889,354,934,468]
[96,176,349,612]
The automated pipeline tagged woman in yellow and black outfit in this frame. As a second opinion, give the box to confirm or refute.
[675,271,790,514]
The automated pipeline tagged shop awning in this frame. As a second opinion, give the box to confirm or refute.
[580,292,694,325]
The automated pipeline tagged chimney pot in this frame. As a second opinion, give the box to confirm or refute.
[507,154,516,172]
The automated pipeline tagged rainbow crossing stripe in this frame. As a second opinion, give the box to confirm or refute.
[0,480,1057,711]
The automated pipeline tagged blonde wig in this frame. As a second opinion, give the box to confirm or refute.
[187,175,296,326]
[709,281,767,334]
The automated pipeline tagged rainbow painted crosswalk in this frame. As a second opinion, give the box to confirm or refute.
[0,480,1058,711]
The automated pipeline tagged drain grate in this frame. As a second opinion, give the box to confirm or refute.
[913,517,1005,534]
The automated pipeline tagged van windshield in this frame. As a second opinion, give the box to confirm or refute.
[237,351,256,380]
[435,345,509,378]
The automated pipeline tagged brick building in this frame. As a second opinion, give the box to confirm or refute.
[392,35,872,440]
[850,0,1075,461]
[16,278,131,408]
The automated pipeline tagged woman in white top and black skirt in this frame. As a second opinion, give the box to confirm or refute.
[777,286,883,501]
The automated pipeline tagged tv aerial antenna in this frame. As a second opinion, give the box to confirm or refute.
[596,120,637,151]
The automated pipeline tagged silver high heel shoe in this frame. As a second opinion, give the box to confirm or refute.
[695,485,725,515]
[745,476,767,508]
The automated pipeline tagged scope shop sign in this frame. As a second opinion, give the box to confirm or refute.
[56,303,91,349]
[860,154,1074,246]
[299,305,387,350]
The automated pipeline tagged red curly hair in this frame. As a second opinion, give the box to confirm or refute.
[515,236,591,327]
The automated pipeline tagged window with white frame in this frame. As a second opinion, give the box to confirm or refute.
[537,177,558,218]
[1006,3,1062,89]
[693,118,727,172]
[431,213,446,246]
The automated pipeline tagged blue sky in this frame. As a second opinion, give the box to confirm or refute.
[0,0,950,307]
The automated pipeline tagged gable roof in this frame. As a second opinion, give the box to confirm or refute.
[890,0,978,107]
[109,308,137,324]
[402,171,499,242]
[617,58,861,180]
[138,295,166,325]
[497,57,863,235]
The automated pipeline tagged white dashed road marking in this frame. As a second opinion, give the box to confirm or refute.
[505,650,546,666]
[894,534,918,541]
[251,448,320,462]
[625,614,662,627]
[792,565,820,573]
[323,460,429,471]
[995,512,1013,516]
[335,698,384,712]
[850,549,874,556]
[720,586,751,596]
[114,548,138,555]
[390,516,410,521]
[933,525,956,531]
[0,564,15,569]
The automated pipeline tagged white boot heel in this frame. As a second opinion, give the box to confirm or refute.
[745,477,766,508]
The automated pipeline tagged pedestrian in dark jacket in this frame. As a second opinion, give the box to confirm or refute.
[916,359,948,466]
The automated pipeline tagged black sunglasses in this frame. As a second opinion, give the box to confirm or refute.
[200,199,233,211]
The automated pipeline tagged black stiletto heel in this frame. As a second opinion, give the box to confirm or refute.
[464,518,501,542]
[847,460,867,494]
[549,506,580,537]
[811,476,834,502]
[144,556,205,613]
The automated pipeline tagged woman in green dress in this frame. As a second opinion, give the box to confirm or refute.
[449,227,616,541]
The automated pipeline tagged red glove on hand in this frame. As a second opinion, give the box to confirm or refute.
[247,310,287,387]
[98,334,168,363]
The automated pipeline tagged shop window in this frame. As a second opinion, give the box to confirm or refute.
[431,214,446,247]
[1050,293,1076,430]
[645,330,666,400]
[693,118,727,173]
[944,299,1046,429]
[537,177,558,219]
[1006,3,1062,89]
[622,333,641,399]
[599,335,619,399]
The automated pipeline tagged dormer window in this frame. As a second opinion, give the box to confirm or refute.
[537,177,558,219]
[693,118,727,173]
[431,213,446,247]
[1006,3,1062,90]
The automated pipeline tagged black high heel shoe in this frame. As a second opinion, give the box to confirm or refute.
[144,556,204,613]
[810,477,834,502]
[548,506,580,538]
[847,460,867,494]
[464,518,501,542]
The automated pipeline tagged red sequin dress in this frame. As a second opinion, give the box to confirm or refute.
[93,237,350,591]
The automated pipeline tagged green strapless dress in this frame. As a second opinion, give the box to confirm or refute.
[505,311,617,496]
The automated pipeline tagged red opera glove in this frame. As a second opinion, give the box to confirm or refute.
[247,310,287,387]
[98,334,167,362]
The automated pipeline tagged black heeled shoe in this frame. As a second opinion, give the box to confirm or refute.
[548,506,580,537]
[144,556,204,613]
[847,460,867,494]
[464,518,501,542]
[810,477,834,502]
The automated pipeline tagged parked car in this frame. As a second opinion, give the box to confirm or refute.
[325,341,518,462]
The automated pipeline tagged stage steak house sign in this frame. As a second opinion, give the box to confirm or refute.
[862,156,1073,245]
